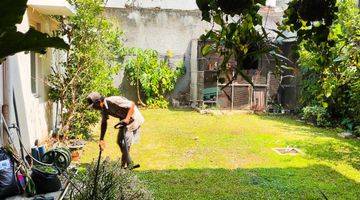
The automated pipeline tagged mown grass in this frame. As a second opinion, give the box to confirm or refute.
[81,109,360,199]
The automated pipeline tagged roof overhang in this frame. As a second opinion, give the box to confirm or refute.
[27,0,75,16]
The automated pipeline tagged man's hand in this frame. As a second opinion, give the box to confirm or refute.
[123,117,131,125]
[124,102,135,125]
[99,140,106,151]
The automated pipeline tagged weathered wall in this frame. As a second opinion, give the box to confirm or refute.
[106,0,291,103]
[106,0,198,10]
[106,8,212,101]
[106,0,290,10]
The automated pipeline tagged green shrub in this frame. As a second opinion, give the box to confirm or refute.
[302,106,331,127]
[297,0,359,132]
[124,48,185,108]
[69,159,153,200]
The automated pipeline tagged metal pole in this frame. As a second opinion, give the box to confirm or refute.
[231,69,235,110]
[12,90,25,161]
[216,78,219,108]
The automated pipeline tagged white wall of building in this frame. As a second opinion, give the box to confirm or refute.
[3,8,58,151]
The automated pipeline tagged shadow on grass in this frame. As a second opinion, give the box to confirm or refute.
[257,115,360,170]
[167,107,195,112]
[137,165,359,200]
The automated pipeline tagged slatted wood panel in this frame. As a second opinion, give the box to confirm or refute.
[233,86,251,109]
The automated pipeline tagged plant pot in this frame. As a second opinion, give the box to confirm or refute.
[71,150,81,162]
[31,166,61,194]
[68,139,86,150]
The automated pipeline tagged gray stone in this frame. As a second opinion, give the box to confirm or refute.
[338,131,355,139]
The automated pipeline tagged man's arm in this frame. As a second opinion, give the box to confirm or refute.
[124,101,135,124]
[100,116,107,140]
[99,113,108,151]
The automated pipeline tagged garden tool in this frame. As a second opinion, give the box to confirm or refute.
[92,142,103,200]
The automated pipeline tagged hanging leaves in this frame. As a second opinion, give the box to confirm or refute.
[280,0,338,44]
[0,0,69,61]
[196,0,286,85]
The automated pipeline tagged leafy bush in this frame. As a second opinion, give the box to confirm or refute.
[124,48,185,108]
[69,159,153,200]
[297,0,359,131]
[302,106,331,127]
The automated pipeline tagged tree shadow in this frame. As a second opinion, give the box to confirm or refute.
[137,165,359,199]
[257,115,360,170]
[167,107,194,112]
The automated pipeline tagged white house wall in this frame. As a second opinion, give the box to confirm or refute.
[4,9,57,151]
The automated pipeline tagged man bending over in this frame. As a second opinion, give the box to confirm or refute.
[87,92,144,169]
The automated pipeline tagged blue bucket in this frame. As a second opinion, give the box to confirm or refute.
[38,145,46,159]
[31,147,39,161]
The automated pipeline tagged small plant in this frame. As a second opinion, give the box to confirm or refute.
[354,126,360,137]
[69,159,153,200]
[267,102,283,113]
[302,106,331,127]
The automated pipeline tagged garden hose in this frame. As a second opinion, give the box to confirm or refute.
[41,148,72,172]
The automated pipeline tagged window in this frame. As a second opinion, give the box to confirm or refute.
[30,51,37,94]
[30,23,41,96]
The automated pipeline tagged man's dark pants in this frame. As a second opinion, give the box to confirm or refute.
[117,126,133,167]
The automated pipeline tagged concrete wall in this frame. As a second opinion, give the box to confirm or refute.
[106,0,290,10]
[106,2,289,101]
[106,7,212,101]
[2,8,58,151]
[106,0,198,10]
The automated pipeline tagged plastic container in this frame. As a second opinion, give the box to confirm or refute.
[31,147,39,161]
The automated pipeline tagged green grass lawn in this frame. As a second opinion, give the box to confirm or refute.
[81,109,360,199]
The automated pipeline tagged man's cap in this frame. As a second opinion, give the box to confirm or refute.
[87,92,102,108]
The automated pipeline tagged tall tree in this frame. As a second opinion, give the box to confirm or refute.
[48,0,125,139]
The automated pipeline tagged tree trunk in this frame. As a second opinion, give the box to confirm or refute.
[136,78,146,107]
